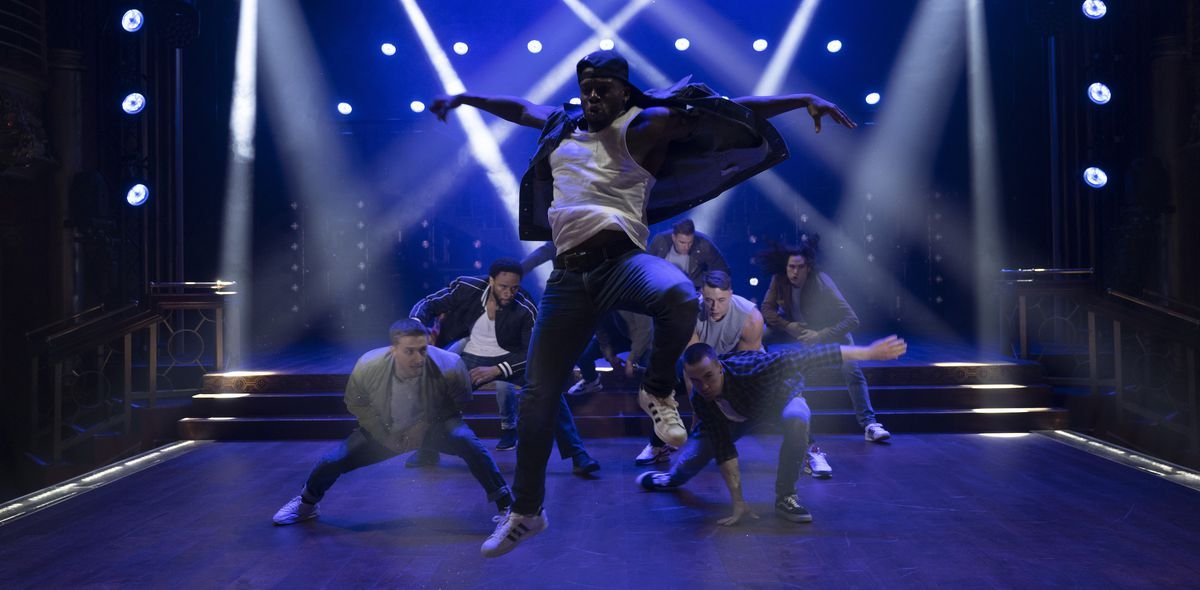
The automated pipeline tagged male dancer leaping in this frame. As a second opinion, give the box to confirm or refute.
[430,49,856,557]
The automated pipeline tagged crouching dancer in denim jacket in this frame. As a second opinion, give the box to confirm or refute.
[272,319,512,525]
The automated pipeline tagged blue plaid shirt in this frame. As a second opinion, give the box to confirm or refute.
[691,344,843,463]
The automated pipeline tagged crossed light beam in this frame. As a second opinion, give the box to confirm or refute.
[689,0,820,236]
[395,0,661,288]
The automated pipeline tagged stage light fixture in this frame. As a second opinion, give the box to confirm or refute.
[1083,166,1108,188]
[381,43,397,56]
[674,38,690,51]
[122,92,146,114]
[599,38,615,50]
[453,42,469,55]
[1082,0,1107,19]
[753,39,768,52]
[749,277,759,287]
[126,183,149,206]
[410,100,425,113]
[527,40,543,53]
[826,39,843,53]
[1087,82,1111,104]
[569,97,581,105]
[865,92,881,105]
[121,9,144,32]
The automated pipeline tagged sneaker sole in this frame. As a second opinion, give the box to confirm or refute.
[273,513,318,526]
[634,455,670,466]
[866,433,892,442]
[804,467,833,480]
[481,519,547,558]
[775,510,814,523]
[573,463,601,475]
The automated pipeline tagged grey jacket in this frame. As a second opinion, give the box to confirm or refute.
[344,345,472,446]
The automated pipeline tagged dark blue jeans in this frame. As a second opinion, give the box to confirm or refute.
[301,419,510,505]
[764,332,876,428]
[512,250,698,514]
[665,396,812,498]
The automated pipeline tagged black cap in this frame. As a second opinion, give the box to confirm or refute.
[577,50,634,86]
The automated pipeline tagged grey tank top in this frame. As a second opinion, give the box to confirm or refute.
[696,294,762,354]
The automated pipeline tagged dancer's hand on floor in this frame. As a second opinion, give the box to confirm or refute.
[717,501,759,527]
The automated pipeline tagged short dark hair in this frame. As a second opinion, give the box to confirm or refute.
[672,219,696,236]
[683,342,718,366]
[701,270,732,291]
[390,318,429,344]
[488,257,524,279]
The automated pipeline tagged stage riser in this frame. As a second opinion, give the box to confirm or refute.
[178,409,1067,440]
[199,362,1044,394]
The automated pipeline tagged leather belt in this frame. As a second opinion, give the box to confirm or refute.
[553,231,639,272]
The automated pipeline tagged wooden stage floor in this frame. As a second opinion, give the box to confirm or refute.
[1,433,1197,589]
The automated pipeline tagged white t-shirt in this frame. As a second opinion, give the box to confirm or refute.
[463,313,510,358]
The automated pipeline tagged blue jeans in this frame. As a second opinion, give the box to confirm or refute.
[764,332,876,428]
[453,342,587,458]
[665,396,812,498]
[512,250,697,514]
[301,419,510,505]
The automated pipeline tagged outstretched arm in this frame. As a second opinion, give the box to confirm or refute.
[430,93,555,129]
[733,93,857,133]
[841,335,907,362]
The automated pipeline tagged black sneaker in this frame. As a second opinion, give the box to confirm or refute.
[775,494,813,523]
[635,471,674,491]
[496,429,517,451]
[405,448,439,468]
[572,452,600,475]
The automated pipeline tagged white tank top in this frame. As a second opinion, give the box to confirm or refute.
[548,107,656,254]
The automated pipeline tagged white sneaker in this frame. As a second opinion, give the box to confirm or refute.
[865,422,892,442]
[804,446,833,479]
[567,376,603,395]
[481,509,548,558]
[273,495,319,525]
[637,388,687,447]
[634,443,673,466]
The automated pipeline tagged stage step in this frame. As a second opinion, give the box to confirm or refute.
[182,358,1062,440]
[177,405,1068,441]
[189,384,1054,417]
[198,360,1043,393]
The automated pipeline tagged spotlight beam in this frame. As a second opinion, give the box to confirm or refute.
[754,0,820,95]
[218,0,258,369]
[695,0,820,235]
[399,0,541,280]
[967,0,1003,350]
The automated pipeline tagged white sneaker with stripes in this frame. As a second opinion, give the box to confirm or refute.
[481,508,548,558]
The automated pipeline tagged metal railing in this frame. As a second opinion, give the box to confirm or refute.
[1001,269,1200,468]
[25,282,234,465]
